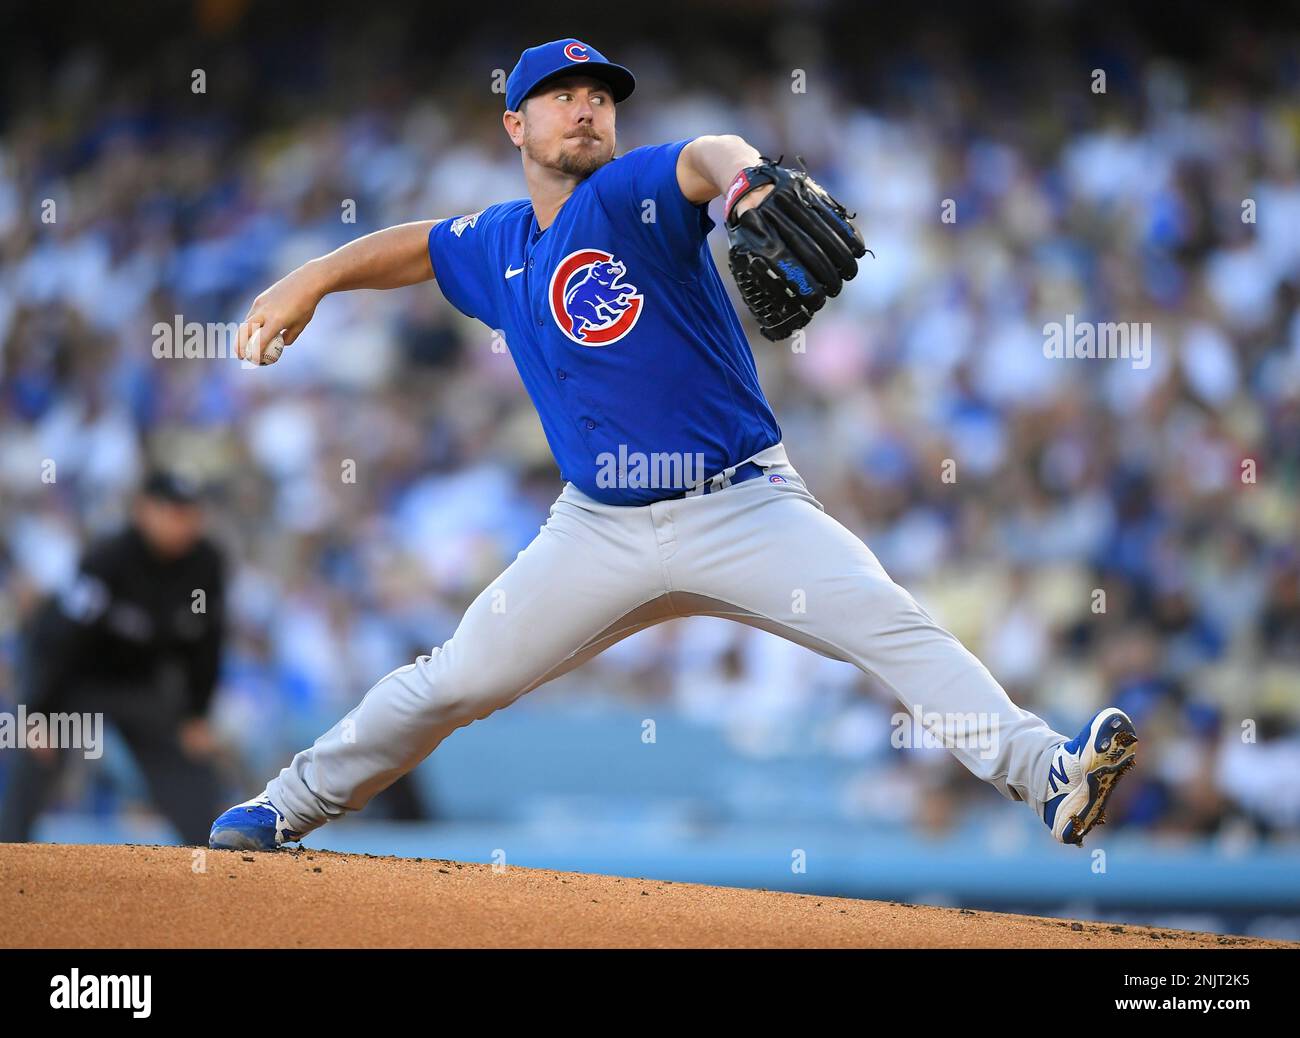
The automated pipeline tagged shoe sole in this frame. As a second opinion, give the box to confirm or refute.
[1061,722,1139,846]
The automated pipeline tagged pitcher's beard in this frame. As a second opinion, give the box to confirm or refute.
[528,135,613,179]
[557,150,607,177]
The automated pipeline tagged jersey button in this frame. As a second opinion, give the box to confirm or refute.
[557,369,567,380]
[585,420,596,430]
[537,318,543,326]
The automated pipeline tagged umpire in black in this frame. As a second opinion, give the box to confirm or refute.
[0,471,226,845]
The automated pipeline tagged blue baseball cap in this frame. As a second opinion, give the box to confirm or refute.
[505,39,635,113]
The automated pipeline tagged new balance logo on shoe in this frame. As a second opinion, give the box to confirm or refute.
[1047,757,1070,795]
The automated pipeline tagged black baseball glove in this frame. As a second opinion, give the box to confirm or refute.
[724,157,868,341]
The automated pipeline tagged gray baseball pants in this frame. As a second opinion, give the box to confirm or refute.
[266,443,1064,836]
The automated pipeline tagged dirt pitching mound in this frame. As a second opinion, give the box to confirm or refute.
[0,843,1290,949]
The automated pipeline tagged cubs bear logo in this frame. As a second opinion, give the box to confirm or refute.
[549,248,643,346]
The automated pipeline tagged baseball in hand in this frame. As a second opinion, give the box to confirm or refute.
[244,326,286,366]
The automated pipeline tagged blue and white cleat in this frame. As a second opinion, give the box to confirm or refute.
[1042,708,1138,846]
[209,793,303,851]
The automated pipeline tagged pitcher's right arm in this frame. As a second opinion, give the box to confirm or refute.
[236,219,443,362]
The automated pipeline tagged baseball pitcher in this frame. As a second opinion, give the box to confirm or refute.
[210,39,1137,852]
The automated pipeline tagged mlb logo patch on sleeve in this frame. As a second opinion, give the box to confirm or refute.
[451,211,483,237]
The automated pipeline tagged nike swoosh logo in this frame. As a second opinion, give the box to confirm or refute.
[505,265,525,279]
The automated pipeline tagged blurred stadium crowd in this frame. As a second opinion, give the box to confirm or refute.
[1,6,1299,845]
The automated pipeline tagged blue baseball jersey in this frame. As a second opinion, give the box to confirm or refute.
[426,137,781,506]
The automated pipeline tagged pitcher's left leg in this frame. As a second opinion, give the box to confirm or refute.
[666,472,1067,820]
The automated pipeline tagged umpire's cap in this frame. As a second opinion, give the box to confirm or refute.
[141,469,204,505]
[506,39,635,112]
